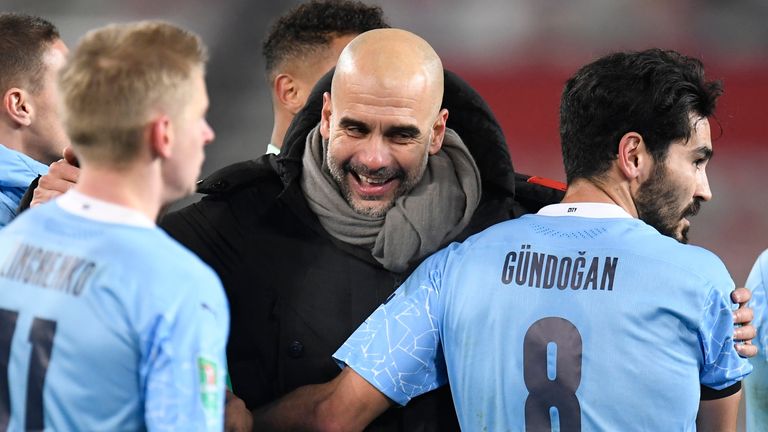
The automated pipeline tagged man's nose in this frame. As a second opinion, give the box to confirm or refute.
[696,169,712,202]
[357,134,393,171]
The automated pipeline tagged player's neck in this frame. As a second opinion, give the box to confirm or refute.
[0,129,57,165]
[561,177,639,218]
[0,128,24,155]
[74,165,163,222]
[270,110,294,151]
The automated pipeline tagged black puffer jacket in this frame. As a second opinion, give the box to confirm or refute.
[161,69,562,431]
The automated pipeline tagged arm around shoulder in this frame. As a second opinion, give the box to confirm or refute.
[696,388,742,432]
[251,367,392,432]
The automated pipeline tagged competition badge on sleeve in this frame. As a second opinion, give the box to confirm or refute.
[197,356,223,422]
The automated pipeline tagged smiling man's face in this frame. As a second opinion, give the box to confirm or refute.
[320,71,446,218]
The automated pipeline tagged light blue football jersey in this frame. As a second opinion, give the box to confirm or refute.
[0,145,48,228]
[745,249,768,432]
[335,203,751,431]
[0,190,229,431]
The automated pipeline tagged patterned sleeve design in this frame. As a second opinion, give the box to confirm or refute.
[699,286,753,389]
[746,251,768,361]
[142,274,229,431]
[334,265,448,406]
[745,250,768,432]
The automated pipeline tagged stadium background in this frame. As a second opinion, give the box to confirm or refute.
[7,1,767,425]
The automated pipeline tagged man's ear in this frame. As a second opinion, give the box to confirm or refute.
[428,108,449,155]
[149,115,173,159]
[3,88,33,127]
[319,92,332,140]
[274,73,303,115]
[617,131,652,182]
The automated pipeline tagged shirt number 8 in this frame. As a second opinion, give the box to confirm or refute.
[523,317,582,432]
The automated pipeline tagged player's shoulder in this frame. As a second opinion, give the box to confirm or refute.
[115,229,224,309]
[752,248,768,275]
[632,224,731,285]
[747,250,768,356]
[0,198,61,234]
[0,204,23,231]
[71,217,218,288]
[0,195,15,224]
[465,213,534,241]
[136,229,219,281]
[428,217,532,268]
[451,213,546,254]
[746,249,768,295]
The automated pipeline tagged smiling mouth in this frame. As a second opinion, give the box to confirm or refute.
[349,171,399,199]
[358,174,391,185]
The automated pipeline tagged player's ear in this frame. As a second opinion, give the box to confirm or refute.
[3,88,33,127]
[617,132,651,182]
[274,73,303,115]
[149,115,173,159]
[428,108,449,155]
[319,92,332,140]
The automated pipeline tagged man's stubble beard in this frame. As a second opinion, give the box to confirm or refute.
[326,137,431,218]
[635,162,702,244]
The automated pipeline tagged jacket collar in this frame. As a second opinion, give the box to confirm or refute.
[277,68,516,201]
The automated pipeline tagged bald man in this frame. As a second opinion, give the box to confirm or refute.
[310,29,476,260]
[162,28,522,431]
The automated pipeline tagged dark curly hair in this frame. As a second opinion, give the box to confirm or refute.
[0,13,60,93]
[559,48,722,183]
[262,0,388,80]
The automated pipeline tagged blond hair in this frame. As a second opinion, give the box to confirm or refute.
[61,21,208,166]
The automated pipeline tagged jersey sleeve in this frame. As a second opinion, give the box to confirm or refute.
[333,250,450,406]
[698,285,753,390]
[0,196,15,227]
[746,250,768,361]
[744,250,768,430]
[140,270,229,431]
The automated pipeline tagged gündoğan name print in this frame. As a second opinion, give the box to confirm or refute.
[501,244,618,291]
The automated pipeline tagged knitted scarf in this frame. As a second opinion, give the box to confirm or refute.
[300,125,481,272]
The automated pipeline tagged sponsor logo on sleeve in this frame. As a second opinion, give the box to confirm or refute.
[198,356,222,419]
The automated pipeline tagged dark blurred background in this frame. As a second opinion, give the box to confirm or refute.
[5,0,766,287]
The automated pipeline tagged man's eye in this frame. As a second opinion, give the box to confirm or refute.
[346,127,364,136]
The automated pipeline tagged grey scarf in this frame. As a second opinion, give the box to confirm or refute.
[300,125,481,272]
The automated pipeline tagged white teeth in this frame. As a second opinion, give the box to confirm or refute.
[359,175,388,185]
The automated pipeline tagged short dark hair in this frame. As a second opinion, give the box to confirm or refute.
[559,48,723,183]
[0,13,60,93]
[262,0,388,80]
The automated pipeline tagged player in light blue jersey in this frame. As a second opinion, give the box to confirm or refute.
[0,21,226,430]
[0,13,70,227]
[250,49,752,431]
[745,250,768,431]
[333,203,750,431]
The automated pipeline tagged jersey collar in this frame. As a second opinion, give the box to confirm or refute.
[56,189,155,228]
[537,203,633,219]
[0,144,48,188]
